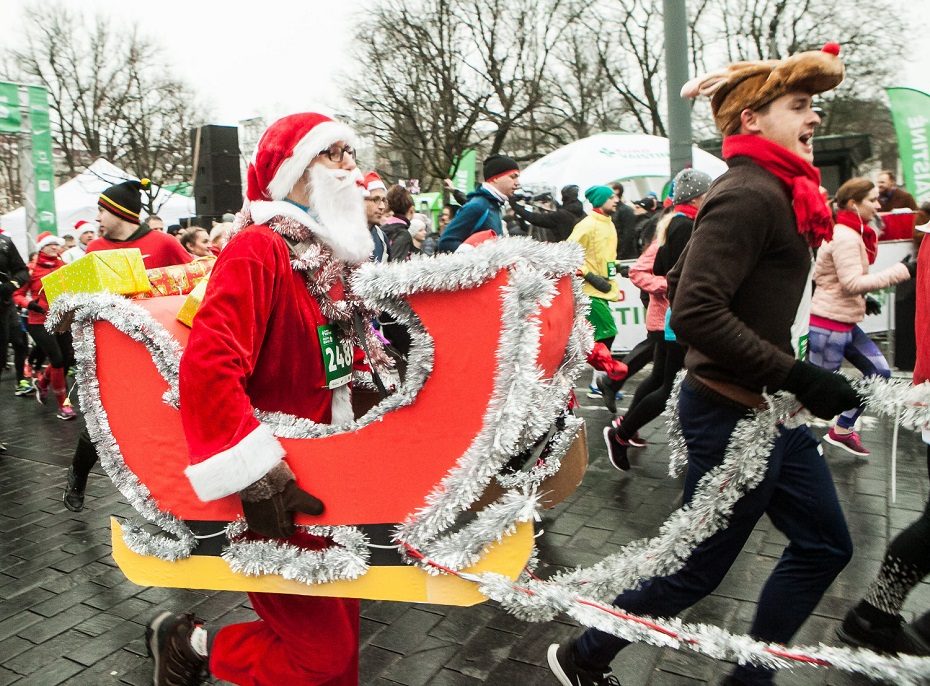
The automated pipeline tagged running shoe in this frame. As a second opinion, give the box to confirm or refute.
[56,405,77,421]
[611,416,646,448]
[603,426,631,471]
[14,379,34,396]
[824,427,869,457]
[547,642,621,686]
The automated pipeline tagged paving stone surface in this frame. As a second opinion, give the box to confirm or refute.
[0,369,926,685]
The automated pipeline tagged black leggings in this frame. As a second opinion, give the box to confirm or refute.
[0,306,27,383]
[617,337,685,439]
[71,429,98,492]
[615,332,660,392]
[27,323,72,369]
[862,445,930,616]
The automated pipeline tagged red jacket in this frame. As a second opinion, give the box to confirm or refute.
[915,235,930,385]
[13,253,64,325]
[179,223,353,502]
[87,226,192,269]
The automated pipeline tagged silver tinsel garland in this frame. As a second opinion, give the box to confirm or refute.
[546,390,808,602]
[855,376,930,429]
[494,416,584,489]
[47,293,196,560]
[49,239,930,680]
[474,572,930,683]
[223,519,370,584]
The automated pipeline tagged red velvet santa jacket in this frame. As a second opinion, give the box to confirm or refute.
[179,222,358,502]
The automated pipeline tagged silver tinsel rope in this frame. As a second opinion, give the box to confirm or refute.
[47,293,196,560]
[54,239,930,681]
[223,519,370,584]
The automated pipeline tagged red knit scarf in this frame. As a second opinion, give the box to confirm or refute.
[835,209,878,264]
[673,204,698,220]
[722,134,833,247]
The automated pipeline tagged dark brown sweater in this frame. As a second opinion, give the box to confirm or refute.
[667,157,812,393]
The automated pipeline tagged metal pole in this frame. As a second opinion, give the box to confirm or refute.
[663,0,692,177]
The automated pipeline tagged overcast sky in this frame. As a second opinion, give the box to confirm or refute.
[2,0,929,126]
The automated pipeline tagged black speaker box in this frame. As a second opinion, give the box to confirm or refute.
[192,125,243,216]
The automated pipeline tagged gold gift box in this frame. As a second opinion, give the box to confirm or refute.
[42,249,151,305]
[176,277,209,328]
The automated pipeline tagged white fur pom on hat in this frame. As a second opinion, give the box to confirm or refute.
[246,113,358,202]
[36,232,65,251]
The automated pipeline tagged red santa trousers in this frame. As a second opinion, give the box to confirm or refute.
[210,592,359,685]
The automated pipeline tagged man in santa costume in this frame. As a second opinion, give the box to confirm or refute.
[145,112,381,686]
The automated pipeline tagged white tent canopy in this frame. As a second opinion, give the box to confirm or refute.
[0,158,196,259]
[519,132,728,201]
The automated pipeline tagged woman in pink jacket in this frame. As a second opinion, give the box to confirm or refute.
[809,177,912,456]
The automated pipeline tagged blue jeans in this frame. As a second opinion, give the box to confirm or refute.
[574,384,853,684]
[807,324,890,429]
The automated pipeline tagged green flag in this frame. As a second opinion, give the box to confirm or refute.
[450,148,476,195]
[0,82,21,133]
[886,87,930,204]
[27,86,57,234]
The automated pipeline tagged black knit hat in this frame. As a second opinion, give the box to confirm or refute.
[483,154,519,182]
[98,178,151,224]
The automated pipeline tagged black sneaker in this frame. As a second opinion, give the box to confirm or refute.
[836,606,906,654]
[603,426,631,471]
[547,642,621,686]
[612,416,646,448]
[62,466,85,512]
[146,611,208,686]
[595,373,619,414]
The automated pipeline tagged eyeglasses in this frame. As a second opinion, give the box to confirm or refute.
[319,144,356,163]
[365,197,388,205]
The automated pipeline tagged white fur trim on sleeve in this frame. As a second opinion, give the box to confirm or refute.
[266,121,358,201]
[184,423,286,502]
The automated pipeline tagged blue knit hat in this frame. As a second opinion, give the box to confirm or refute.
[584,185,614,208]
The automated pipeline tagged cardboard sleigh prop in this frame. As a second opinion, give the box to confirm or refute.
[50,239,592,606]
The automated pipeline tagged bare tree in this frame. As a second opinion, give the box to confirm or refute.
[1,2,206,209]
[351,0,906,183]
[351,0,587,188]
[350,0,488,188]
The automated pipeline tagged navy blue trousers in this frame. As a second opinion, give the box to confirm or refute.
[575,383,853,684]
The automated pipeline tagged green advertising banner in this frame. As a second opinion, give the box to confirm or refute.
[886,87,930,205]
[0,82,21,134]
[26,85,57,234]
[450,148,477,195]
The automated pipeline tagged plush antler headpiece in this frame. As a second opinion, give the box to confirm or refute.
[681,43,845,136]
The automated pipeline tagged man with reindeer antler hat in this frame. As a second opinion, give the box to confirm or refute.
[549,44,865,686]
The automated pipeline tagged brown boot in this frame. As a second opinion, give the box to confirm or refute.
[146,611,208,686]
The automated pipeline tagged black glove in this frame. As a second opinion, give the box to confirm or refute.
[902,256,918,278]
[26,300,46,314]
[865,295,881,316]
[781,361,863,419]
[239,463,324,538]
[583,272,612,293]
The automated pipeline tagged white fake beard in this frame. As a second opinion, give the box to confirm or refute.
[307,166,373,264]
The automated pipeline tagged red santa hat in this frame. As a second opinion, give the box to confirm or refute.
[362,171,386,197]
[36,231,65,251]
[246,113,358,202]
[74,219,96,235]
